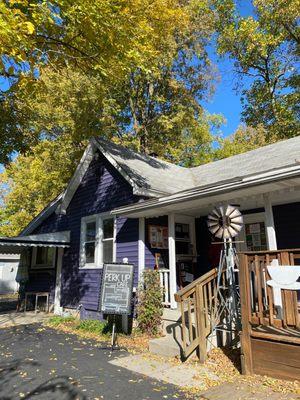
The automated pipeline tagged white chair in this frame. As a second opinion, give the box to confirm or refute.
[266,263,300,319]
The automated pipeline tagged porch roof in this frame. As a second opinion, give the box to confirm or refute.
[0,231,70,254]
[112,164,300,218]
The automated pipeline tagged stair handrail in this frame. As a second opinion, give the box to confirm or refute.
[174,268,218,302]
[174,267,220,362]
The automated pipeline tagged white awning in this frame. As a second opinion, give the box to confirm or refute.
[0,231,70,254]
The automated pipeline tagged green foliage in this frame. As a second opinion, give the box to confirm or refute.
[48,316,76,327]
[212,0,300,139]
[214,124,274,159]
[0,0,220,235]
[0,138,81,236]
[76,319,109,335]
[0,0,216,164]
[136,270,163,336]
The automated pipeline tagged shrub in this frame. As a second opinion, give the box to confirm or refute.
[136,269,163,335]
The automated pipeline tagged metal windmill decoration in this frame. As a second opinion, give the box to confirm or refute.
[207,205,243,346]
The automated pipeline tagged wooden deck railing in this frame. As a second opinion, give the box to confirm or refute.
[175,267,226,361]
[239,249,300,378]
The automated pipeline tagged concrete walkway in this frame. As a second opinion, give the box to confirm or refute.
[110,354,219,388]
[110,354,298,400]
[0,311,49,328]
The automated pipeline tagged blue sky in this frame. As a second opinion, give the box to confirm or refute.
[203,49,243,137]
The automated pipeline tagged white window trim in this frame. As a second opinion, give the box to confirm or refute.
[80,213,116,269]
[31,247,56,269]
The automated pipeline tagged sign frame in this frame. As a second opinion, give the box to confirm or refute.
[99,262,134,316]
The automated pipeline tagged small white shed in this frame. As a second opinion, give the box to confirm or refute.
[0,253,20,294]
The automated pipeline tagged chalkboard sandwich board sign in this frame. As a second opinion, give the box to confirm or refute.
[99,263,134,315]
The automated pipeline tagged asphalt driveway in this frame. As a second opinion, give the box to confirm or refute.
[0,324,185,400]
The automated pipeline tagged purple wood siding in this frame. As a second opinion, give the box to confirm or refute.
[273,202,300,250]
[32,153,140,314]
[116,217,139,287]
[145,216,168,269]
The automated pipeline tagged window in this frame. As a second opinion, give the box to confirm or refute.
[32,247,55,269]
[103,218,114,263]
[245,222,267,252]
[80,214,115,268]
[84,221,97,264]
[237,212,268,252]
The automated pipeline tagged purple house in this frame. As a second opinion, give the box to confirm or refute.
[1,136,300,318]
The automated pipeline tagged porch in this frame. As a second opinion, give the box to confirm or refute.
[130,179,300,309]
[173,248,300,381]
[0,232,70,314]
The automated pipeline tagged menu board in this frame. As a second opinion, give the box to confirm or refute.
[149,225,168,249]
[99,263,134,315]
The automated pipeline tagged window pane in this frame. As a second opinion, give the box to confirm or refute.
[85,242,95,263]
[36,247,47,265]
[47,248,55,265]
[103,240,113,263]
[36,247,54,266]
[103,218,114,239]
[86,221,96,241]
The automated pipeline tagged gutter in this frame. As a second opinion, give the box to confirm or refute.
[112,164,300,216]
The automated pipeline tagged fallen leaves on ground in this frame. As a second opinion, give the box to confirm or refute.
[45,320,299,397]
[44,318,150,354]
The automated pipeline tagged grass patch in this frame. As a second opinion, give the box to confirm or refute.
[48,315,76,327]
[76,319,108,335]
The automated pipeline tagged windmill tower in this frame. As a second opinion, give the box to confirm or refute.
[207,205,243,345]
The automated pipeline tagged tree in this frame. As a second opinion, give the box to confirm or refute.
[212,0,300,139]
[0,0,197,163]
[0,139,80,236]
[1,0,218,161]
[214,124,274,160]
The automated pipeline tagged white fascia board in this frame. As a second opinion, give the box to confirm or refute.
[112,165,300,216]
[92,138,141,191]
[51,137,168,216]
[133,187,169,198]
[92,138,166,198]
[57,142,96,214]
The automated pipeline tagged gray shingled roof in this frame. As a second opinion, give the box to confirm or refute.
[96,136,300,194]
[95,137,195,194]
[191,136,300,188]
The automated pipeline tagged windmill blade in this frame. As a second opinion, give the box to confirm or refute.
[225,205,237,217]
[228,209,242,219]
[211,208,222,219]
[207,214,219,222]
[219,206,225,216]
[230,222,243,232]
[209,224,221,235]
[228,225,239,237]
[231,215,243,225]
[215,227,224,239]
[207,220,219,228]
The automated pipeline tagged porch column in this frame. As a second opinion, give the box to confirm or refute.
[263,194,277,250]
[138,217,145,281]
[54,248,64,315]
[168,213,177,309]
